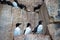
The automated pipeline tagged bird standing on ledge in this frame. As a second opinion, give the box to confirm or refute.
[24,23,32,35]
[14,23,22,36]
[32,21,43,34]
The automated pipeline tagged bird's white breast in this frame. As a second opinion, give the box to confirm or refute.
[14,27,21,36]
[25,27,31,35]
[37,25,43,33]
[12,2,18,8]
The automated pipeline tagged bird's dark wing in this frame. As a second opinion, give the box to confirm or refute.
[14,0,19,4]
[23,29,26,34]
[6,1,13,6]
[32,25,38,33]
[0,0,14,7]
[34,5,42,12]
[18,4,26,9]
[14,0,27,11]
[0,0,7,4]
[38,5,42,8]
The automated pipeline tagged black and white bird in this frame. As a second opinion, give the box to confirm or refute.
[32,21,43,34]
[0,0,7,4]
[24,23,32,35]
[33,0,44,13]
[14,23,22,36]
[6,0,19,8]
[0,0,18,8]
[14,0,27,10]
[33,4,42,13]
[0,0,27,10]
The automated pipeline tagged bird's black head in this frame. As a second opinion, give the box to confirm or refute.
[38,4,42,8]
[27,23,31,27]
[38,21,42,25]
[42,0,44,2]
[16,23,22,27]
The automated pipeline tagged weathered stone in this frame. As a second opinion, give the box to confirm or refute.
[45,0,60,22]
[52,29,60,40]
[14,34,51,40]
[12,7,24,34]
[45,0,58,17]
[14,35,25,40]
[17,0,43,6]
[17,0,43,12]
[47,24,60,40]
[25,34,51,40]
[0,4,13,40]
